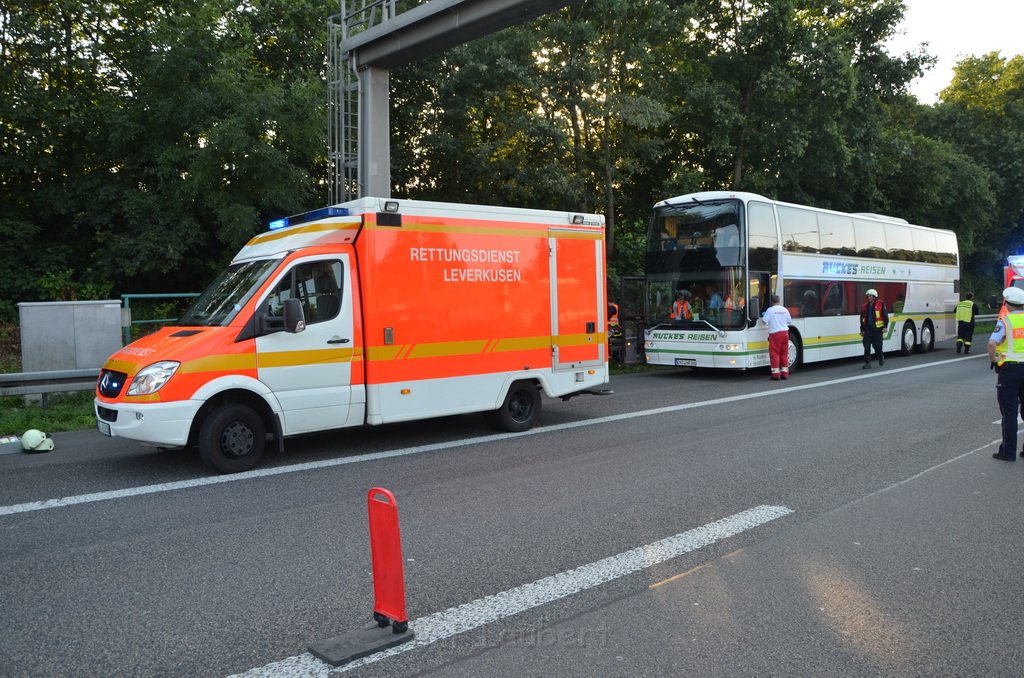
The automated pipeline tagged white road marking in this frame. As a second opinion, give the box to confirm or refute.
[0,356,981,517]
[228,505,793,677]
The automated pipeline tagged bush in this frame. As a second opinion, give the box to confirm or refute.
[0,320,20,373]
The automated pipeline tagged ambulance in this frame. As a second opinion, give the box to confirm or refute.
[996,255,1024,319]
[95,198,610,473]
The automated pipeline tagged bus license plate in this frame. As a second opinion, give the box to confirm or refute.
[675,358,697,367]
[96,420,111,436]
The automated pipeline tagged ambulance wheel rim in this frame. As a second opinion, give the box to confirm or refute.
[220,421,254,458]
[508,392,535,423]
[199,403,266,473]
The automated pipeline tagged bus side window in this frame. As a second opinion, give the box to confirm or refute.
[823,283,844,315]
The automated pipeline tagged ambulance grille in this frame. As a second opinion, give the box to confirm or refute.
[98,369,128,398]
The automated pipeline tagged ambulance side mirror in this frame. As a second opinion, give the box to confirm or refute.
[283,298,305,333]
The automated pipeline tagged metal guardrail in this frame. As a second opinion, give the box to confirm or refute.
[0,369,98,401]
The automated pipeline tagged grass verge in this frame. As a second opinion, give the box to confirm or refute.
[0,392,97,436]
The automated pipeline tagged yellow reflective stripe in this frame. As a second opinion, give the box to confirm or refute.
[103,358,139,374]
[364,222,603,240]
[364,334,604,360]
[494,336,552,352]
[552,333,603,346]
[257,348,354,368]
[408,340,488,359]
[179,354,258,373]
[246,220,360,246]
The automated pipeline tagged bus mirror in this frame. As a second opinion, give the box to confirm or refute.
[989,294,998,309]
[747,297,760,326]
[283,298,306,333]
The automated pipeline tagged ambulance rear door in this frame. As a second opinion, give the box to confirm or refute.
[255,252,357,434]
[549,227,605,369]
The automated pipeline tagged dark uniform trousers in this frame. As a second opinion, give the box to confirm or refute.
[863,329,884,363]
[996,362,1024,456]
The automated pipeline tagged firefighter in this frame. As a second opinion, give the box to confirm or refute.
[859,289,888,369]
[987,287,1024,461]
[955,292,978,354]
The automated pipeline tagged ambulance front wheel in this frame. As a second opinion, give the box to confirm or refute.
[198,403,266,473]
[486,381,541,432]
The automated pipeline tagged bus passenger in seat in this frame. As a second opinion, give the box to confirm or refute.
[801,290,819,317]
[761,295,792,380]
[670,291,692,321]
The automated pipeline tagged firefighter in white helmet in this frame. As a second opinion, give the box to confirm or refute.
[859,289,888,369]
[989,286,1024,461]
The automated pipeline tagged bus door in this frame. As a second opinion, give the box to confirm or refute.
[748,271,771,323]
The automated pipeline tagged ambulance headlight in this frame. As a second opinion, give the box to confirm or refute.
[128,361,180,396]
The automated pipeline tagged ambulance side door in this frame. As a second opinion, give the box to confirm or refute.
[255,254,355,434]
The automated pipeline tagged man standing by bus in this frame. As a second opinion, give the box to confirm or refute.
[955,292,978,354]
[762,294,792,380]
[860,289,888,369]
[987,287,1024,461]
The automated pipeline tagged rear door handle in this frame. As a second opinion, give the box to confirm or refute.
[327,337,350,344]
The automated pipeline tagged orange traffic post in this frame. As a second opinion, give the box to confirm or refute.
[307,487,414,666]
[368,487,409,633]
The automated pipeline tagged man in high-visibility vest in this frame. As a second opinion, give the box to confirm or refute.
[955,292,978,354]
[859,289,888,369]
[987,287,1024,461]
[670,291,692,321]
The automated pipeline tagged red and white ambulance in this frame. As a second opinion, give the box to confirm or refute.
[95,198,610,472]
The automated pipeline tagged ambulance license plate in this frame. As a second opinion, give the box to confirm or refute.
[675,358,697,367]
[96,420,111,436]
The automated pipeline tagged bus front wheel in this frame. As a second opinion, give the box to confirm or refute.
[787,331,802,374]
[900,322,916,356]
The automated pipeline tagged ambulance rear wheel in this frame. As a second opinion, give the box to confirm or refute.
[487,382,541,432]
[198,404,265,473]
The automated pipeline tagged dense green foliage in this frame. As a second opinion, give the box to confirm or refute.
[2,0,1022,318]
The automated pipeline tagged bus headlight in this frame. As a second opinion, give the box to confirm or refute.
[719,343,743,351]
[127,361,180,395]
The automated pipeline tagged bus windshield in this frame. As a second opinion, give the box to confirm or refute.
[645,199,746,329]
[178,258,281,327]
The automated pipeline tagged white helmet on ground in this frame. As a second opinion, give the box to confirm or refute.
[1003,287,1024,306]
[21,429,54,453]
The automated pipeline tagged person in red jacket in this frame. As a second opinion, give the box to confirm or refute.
[859,289,889,369]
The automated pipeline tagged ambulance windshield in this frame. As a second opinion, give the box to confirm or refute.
[179,259,280,327]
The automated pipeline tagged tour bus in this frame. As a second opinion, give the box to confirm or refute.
[642,191,959,371]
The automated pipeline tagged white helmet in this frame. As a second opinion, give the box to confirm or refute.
[21,429,54,453]
[1003,287,1024,306]
[865,289,878,297]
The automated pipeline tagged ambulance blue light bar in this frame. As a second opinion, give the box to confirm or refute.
[268,206,349,231]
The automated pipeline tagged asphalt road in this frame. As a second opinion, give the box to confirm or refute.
[2,339,1022,677]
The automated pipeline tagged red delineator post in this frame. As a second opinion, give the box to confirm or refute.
[367,487,409,633]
